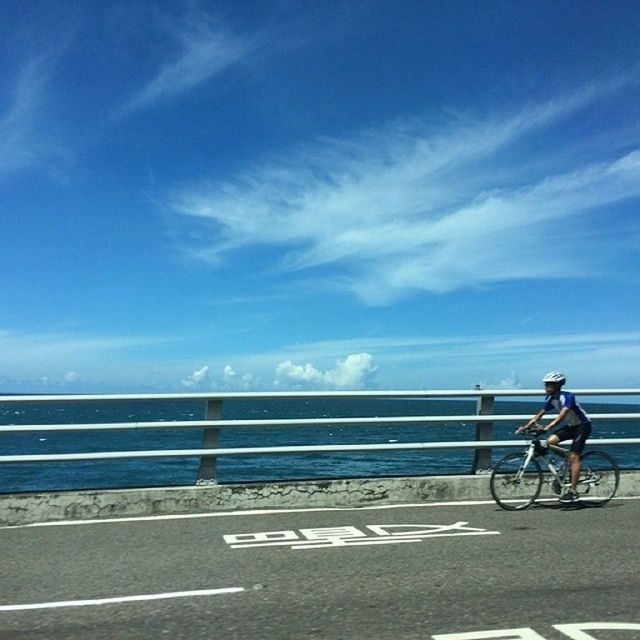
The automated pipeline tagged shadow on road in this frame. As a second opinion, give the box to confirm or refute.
[531,500,624,511]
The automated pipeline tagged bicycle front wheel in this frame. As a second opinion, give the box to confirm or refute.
[578,450,619,506]
[490,452,543,510]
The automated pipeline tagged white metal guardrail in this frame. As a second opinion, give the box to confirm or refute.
[1,390,639,484]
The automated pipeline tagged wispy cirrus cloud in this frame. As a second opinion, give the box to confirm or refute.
[0,328,174,376]
[0,58,49,176]
[266,332,640,366]
[168,75,640,303]
[118,14,256,117]
[0,328,181,391]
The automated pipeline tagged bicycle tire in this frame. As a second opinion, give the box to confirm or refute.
[490,452,543,510]
[578,450,619,506]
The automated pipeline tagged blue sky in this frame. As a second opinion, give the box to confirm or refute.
[2,1,640,393]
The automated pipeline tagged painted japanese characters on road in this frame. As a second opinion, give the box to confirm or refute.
[432,622,640,639]
[224,521,500,550]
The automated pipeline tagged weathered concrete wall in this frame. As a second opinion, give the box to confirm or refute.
[1,471,639,527]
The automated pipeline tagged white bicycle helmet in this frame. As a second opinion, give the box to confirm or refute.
[542,371,566,385]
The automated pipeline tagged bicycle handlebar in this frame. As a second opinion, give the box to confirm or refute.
[514,424,546,437]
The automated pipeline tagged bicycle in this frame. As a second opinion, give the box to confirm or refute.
[490,425,620,510]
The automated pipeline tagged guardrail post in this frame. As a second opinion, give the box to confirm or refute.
[196,399,222,485]
[471,394,494,474]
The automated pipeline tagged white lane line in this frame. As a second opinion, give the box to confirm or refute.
[4,495,638,530]
[4,500,497,529]
[0,587,245,612]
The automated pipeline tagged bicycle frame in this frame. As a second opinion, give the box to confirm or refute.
[518,439,569,494]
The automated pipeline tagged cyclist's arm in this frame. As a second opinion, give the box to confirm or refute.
[543,406,570,431]
[518,409,546,432]
[526,409,546,428]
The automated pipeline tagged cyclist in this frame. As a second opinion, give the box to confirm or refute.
[518,372,592,503]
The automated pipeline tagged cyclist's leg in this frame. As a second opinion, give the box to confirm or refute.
[546,433,561,447]
[568,422,592,491]
[547,424,572,449]
[568,452,580,491]
[547,426,572,497]
[546,423,573,452]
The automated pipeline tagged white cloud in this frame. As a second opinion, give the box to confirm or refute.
[1,329,638,392]
[220,364,254,390]
[63,371,80,383]
[0,328,177,390]
[180,365,210,389]
[169,77,640,303]
[274,353,378,390]
[0,58,48,175]
[260,332,640,389]
[0,329,171,361]
[119,15,255,116]
[178,359,364,392]
[499,372,521,390]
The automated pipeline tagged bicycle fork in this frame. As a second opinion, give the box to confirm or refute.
[514,446,537,481]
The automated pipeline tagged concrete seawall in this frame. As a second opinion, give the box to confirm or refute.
[2,471,640,527]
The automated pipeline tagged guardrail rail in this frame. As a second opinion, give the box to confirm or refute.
[1,389,639,486]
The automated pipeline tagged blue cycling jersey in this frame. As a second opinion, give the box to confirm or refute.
[544,390,590,426]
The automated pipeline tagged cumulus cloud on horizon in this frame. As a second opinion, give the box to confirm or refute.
[180,364,256,391]
[177,353,378,392]
[220,364,254,390]
[169,75,640,304]
[180,365,210,389]
[273,353,378,390]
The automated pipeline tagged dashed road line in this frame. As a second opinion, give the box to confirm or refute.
[0,587,245,612]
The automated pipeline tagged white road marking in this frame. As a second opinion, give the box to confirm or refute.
[3,496,638,530]
[229,531,500,550]
[432,628,547,639]
[0,587,245,612]
[553,622,640,639]
[224,522,500,549]
[432,622,640,639]
[4,500,495,529]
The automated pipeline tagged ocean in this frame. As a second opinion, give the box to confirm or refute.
[1,397,639,494]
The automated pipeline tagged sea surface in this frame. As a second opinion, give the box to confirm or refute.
[1,397,639,494]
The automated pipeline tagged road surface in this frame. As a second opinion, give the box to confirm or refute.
[1,497,639,639]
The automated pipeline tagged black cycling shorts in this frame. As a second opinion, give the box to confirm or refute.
[553,422,592,454]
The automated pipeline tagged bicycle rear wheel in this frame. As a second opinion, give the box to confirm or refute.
[490,452,542,510]
[578,450,619,506]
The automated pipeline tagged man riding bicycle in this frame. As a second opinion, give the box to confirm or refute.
[517,372,592,503]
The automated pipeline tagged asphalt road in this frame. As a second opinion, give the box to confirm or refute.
[1,498,639,640]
